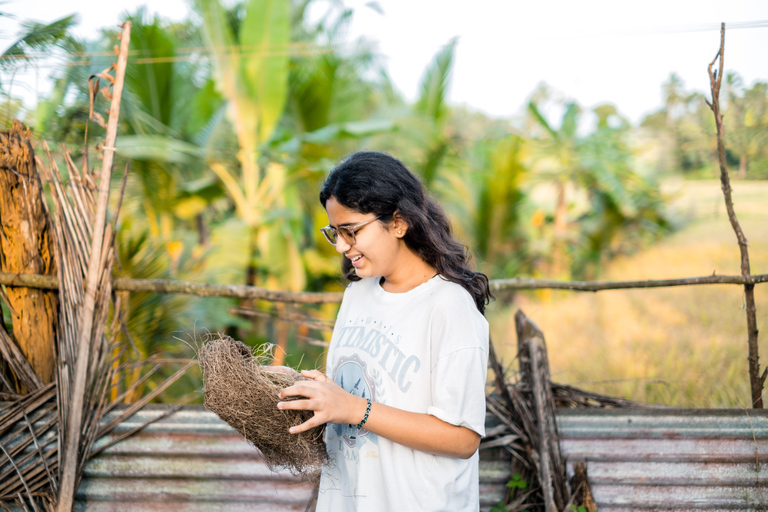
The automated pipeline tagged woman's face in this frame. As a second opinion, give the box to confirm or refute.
[324,196,404,279]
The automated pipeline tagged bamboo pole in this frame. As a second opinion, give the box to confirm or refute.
[704,23,763,408]
[490,274,768,291]
[56,22,131,512]
[1,271,766,303]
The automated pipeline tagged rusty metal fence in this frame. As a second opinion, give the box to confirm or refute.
[61,406,768,511]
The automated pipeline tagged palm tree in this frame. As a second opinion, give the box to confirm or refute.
[527,92,670,279]
[0,14,79,127]
[443,134,529,279]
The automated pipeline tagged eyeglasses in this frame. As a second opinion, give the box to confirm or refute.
[320,217,380,246]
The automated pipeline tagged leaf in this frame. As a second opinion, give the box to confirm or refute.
[205,217,252,284]
[1,14,78,70]
[364,1,385,15]
[116,135,203,164]
[415,38,457,125]
[302,119,396,145]
[240,0,290,145]
[195,0,258,150]
[560,101,581,138]
[35,76,70,133]
[527,100,559,140]
[124,12,177,126]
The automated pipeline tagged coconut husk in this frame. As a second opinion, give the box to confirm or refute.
[197,333,328,478]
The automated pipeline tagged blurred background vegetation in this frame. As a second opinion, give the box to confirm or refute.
[1,0,766,407]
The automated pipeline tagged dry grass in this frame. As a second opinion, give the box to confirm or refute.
[489,180,768,408]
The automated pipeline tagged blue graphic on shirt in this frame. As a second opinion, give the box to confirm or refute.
[331,354,378,449]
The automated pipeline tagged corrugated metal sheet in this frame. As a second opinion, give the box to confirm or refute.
[558,408,768,510]
[78,406,508,511]
[76,407,768,511]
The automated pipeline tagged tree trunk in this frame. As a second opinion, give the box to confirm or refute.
[0,120,58,385]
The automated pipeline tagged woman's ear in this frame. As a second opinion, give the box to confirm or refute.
[392,212,408,238]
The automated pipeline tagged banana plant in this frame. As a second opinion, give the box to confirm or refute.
[443,135,529,278]
[195,0,290,225]
[193,0,305,364]
[527,95,671,279]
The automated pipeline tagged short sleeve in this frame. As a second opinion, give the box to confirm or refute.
[427,347,488,436]
[426,285,489,436]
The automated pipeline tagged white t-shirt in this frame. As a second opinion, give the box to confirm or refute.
[316,275,489,512]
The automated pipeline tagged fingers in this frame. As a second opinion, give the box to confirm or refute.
[277,398,312,411]
[289,416,325,434]
[301,369,328,382]
[264,365,298,376]
[279,381,317,399]
[276,398,326,434]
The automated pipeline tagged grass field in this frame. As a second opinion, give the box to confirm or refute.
[488,180,768,408]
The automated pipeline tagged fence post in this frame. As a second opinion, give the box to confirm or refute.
[516,309,569,511]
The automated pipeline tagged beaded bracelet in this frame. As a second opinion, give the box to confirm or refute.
[351,398,372,430]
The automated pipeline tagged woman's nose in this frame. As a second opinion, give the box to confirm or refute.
[335,236,351,254]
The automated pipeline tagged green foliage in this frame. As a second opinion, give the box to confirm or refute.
[442,134,529,278]
[526,92,672,279]
[18,1,694,401]
[240,0,291,144]
[414,38,457,185]
[0,15,78,71]
[640,71,768,179]
[507,472,528,490]
[570,505,596,512]
[415,37,456,126]
[489,501,507,512]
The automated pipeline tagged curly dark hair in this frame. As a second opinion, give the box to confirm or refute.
[319,151,493,314]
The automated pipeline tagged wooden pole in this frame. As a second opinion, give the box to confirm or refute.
[704,23,763,408]
[56,21,131,512]
[528,341,556,512]
[491,274,768,291]
[1,271,766,302]
[515,310,570,510]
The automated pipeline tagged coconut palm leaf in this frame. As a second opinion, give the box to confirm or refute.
[116,135,204,164]
[527,100,559,141]
[0,15,78,70]
[415,38,456,125]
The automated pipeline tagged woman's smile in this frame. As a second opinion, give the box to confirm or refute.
[348,253,364,268]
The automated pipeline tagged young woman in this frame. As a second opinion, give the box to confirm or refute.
[278,151,492,511]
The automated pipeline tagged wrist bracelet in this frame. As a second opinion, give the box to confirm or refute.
[351,398,372,430]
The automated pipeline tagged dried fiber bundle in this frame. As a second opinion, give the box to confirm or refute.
[197,333,328,477]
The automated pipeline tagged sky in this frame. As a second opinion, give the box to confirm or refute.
[1,0,767,124]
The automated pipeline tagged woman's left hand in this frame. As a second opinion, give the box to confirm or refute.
[277,370,367,434]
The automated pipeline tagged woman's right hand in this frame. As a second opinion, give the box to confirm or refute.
[278,370,369,434]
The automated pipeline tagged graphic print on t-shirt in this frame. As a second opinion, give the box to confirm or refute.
[334,316,422,395]
[331,354,378,449]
